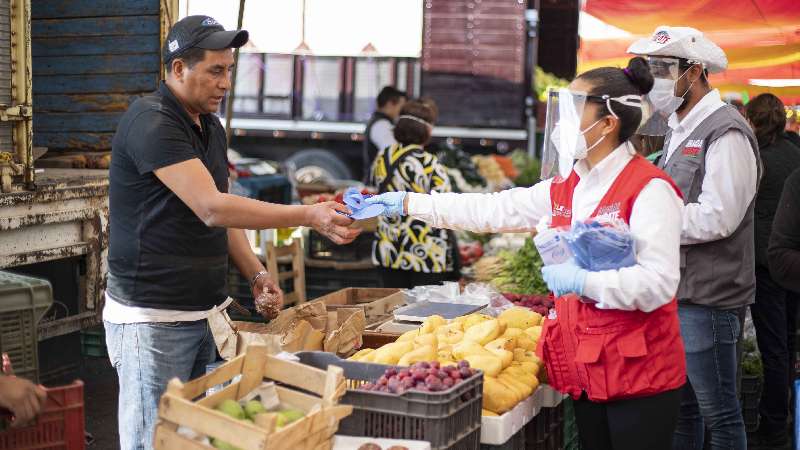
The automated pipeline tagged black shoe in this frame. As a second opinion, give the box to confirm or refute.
[748,430,791,450]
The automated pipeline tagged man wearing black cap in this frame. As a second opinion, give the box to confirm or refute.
[104,16,359,450]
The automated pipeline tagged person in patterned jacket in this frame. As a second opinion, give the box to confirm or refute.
[370,99,460,288]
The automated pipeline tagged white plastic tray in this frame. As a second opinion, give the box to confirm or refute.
[333,435,431,450]
[480,390,540,445]
[536,384,567,408]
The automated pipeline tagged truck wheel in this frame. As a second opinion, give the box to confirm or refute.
[286,149,353,183]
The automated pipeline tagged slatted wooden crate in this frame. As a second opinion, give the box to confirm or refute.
[153,344,353,450]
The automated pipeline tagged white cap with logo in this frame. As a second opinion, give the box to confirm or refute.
[627,26,728,74]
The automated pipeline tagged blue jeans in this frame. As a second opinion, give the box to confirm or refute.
[104,320,216,450]
[673,304,747,450]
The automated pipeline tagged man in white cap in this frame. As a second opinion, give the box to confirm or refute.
[629,27,760,450]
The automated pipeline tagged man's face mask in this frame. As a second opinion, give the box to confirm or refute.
[647,57,699,116]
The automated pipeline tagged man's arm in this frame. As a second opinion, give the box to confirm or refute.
[228,228,284,312]
[681,130,758,244]
[227,228,264,283]
[154,159,360,244]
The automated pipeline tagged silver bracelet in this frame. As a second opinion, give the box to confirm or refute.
[251,270,268,289]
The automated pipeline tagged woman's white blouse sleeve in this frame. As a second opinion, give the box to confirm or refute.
[407,179,553,233]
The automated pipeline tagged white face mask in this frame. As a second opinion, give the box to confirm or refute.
[648,68,696,116]
[553,118,606,177]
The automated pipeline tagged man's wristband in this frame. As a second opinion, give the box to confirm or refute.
[250,270,268,289]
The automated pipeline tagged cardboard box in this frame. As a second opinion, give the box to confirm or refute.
[314,288,406,325]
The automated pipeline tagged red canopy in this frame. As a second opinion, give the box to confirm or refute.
[580,0,800,104]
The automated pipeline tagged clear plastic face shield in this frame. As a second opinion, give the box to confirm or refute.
[541,88,648,180]
[643,56,703,135]
[648,56,683,80]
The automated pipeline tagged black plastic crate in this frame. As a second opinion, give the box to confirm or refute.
[296,351,482,449]
[524,403,565,450]
[308,230,374,261]
[306,266,383,299]
[742,406,759,434]
[482,426,526,450]
[739,375,761,433]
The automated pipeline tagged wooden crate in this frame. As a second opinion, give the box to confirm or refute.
[153,344,353,450]
[314,288,406,325]
[361,330,401,349]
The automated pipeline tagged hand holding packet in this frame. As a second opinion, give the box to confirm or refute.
[533,227,574,266]
[341,187,385,220]
[563,220,637,271]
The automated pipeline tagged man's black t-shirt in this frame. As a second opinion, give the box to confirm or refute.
[107,82,229,311]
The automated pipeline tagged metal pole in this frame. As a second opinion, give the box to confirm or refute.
[225,0,246,146]
[525,2,540,159]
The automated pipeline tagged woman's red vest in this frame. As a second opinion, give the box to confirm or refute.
[537,155,687,402]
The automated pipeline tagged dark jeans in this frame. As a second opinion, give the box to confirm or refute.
[674,304,747,450]
[750,266,800,437]
[378,267,458,289]
[574,388,682,450]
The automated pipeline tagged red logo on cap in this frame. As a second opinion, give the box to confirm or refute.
[653,31,671,44]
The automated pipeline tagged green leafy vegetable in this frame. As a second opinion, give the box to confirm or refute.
[491,237,549,295]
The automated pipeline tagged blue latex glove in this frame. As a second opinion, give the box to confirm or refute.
[364,191,407,216]
[541,262,588,297]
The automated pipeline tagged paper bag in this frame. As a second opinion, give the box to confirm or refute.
[208,300,327,359]
[209,298,365,359]
[324,307,366,357]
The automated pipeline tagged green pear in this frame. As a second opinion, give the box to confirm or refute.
[211,437,243,450]
[244,400,266,420]
[275,413,288,428]
[216,399,245,420]
[277,408,305,425]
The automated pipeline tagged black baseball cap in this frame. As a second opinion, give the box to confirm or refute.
[163,15,249,64]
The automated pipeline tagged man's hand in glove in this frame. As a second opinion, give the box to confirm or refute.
[541,262,588,297]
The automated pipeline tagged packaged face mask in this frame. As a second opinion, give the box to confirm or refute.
[563,220,637,271]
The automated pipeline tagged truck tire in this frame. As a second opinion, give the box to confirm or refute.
[286,149,353,183]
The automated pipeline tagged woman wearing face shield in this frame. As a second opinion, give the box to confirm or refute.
[366,57,686,450]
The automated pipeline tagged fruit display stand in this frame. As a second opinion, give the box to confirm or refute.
[0,380,85,450]
[296,352,483,450]
[153,344,353,450]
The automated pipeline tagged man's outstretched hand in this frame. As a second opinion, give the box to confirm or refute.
[306,202,361,244]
